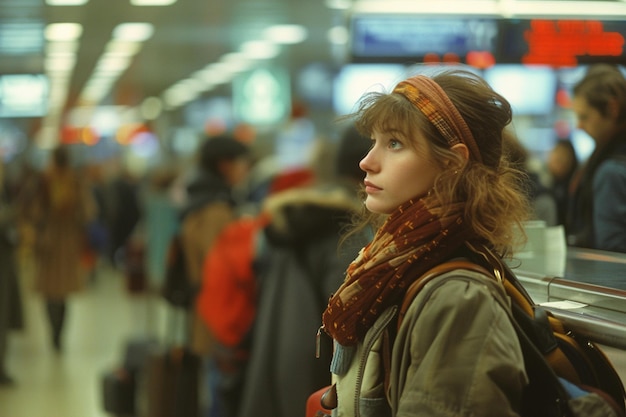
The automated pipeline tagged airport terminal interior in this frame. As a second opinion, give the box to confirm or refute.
[2,0,626,416]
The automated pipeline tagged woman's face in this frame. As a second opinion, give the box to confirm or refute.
[572,96,618,146]
[359,128,441,214]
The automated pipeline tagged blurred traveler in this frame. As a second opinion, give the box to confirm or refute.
[179,134,251,416]
[546,139,579,228]
[0,160,23,385]
[32,146,96,352]
[106,166,142,267]
[568,64,626,252]
[235,125,371,417]
[141,162,180,292]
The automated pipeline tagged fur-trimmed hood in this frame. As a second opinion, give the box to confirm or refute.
[261,184,362,247]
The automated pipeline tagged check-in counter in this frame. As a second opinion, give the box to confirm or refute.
[510,246,626,351]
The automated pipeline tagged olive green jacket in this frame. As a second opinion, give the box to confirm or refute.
[332,268,527,417]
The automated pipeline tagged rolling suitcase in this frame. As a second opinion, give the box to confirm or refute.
[102,367,135,416]
[135,308,201,417]
[101,337,159,416]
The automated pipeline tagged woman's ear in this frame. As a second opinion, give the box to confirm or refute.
[450,143,470,161]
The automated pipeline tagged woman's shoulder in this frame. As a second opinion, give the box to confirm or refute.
[404,266,508,323]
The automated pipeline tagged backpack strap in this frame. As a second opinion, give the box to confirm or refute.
[390,258,574,416]
[397,260,493,331]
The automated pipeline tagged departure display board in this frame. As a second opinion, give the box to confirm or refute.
[497,19,626,66]
[351,16,626,67]
[350,16,498,67]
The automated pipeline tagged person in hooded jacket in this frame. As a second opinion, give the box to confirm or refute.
[234,126,372,417]
[179,133,251,416]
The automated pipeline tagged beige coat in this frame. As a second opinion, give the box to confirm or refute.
[33,169,95,300]
[181,201,235,356]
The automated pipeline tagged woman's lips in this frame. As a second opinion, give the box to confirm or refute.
[364,180,381,193]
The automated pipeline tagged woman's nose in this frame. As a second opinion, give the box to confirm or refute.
[359,151,374,172]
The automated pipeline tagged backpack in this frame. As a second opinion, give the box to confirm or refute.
[397,242,626,417]
[161,233,197,309]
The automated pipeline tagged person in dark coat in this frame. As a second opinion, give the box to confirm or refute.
[568,64,626,252]
[236,125,371,417]
[0,161,23,385]
[179,134,251,417]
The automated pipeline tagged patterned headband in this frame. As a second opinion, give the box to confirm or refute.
[393,75,482,163]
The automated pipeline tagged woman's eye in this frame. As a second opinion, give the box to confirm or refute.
[388,139,402,149]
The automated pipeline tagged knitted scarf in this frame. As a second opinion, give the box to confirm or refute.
[322,195,473,346]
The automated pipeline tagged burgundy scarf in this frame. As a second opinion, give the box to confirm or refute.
[322,195,473,346]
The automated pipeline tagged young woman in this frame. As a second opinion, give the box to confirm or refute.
[320,69,532,416]
[568,64,626,253]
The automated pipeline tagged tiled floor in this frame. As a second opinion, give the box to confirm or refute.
[0,262,164,417]
[2,259,626,417]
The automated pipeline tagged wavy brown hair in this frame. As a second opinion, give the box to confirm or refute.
[346,68,530,257]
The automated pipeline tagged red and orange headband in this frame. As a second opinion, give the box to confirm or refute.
[393,75,482,163]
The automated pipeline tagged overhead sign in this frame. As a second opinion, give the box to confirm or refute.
[351,16,626,67]
[497,19,626,66]
[351,16,498,67]
[233,67,290,126]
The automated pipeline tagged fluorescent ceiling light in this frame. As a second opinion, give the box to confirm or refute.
[131,0,177,5]
[140,97,163,120]
[240,40,280,60]
[46,41,80,54]
[46,0,89,4]
[219,53,253,73]
[95,56,132,73]
[192,67,231,86]
[263,24,308,44]
[352,0,626,18]
[105,40,142,56]
[325,0,351,10]
[352,0,500,16]
[507,1,626,17]
[112,23,154,42]
[45,56,76,72]
[327,26,348,45]
[45,23,83,41]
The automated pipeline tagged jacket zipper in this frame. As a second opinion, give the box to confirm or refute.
[354,305,398,417]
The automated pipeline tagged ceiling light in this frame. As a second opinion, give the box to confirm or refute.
[45,56,76,72]
[45,23,83,41]
[325,0,351,10]
[351,0,626,18]
[46,41,80,54]
[263,25,308,44]
[105,40,142,56]
[327,26,348,45]
[46,0,89,4]
[96,55,132,73]
[219,53,253,73]
[112,23,154,42]
[240,40,280,60]
[140,97,163,120]
[131,0,177,5]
